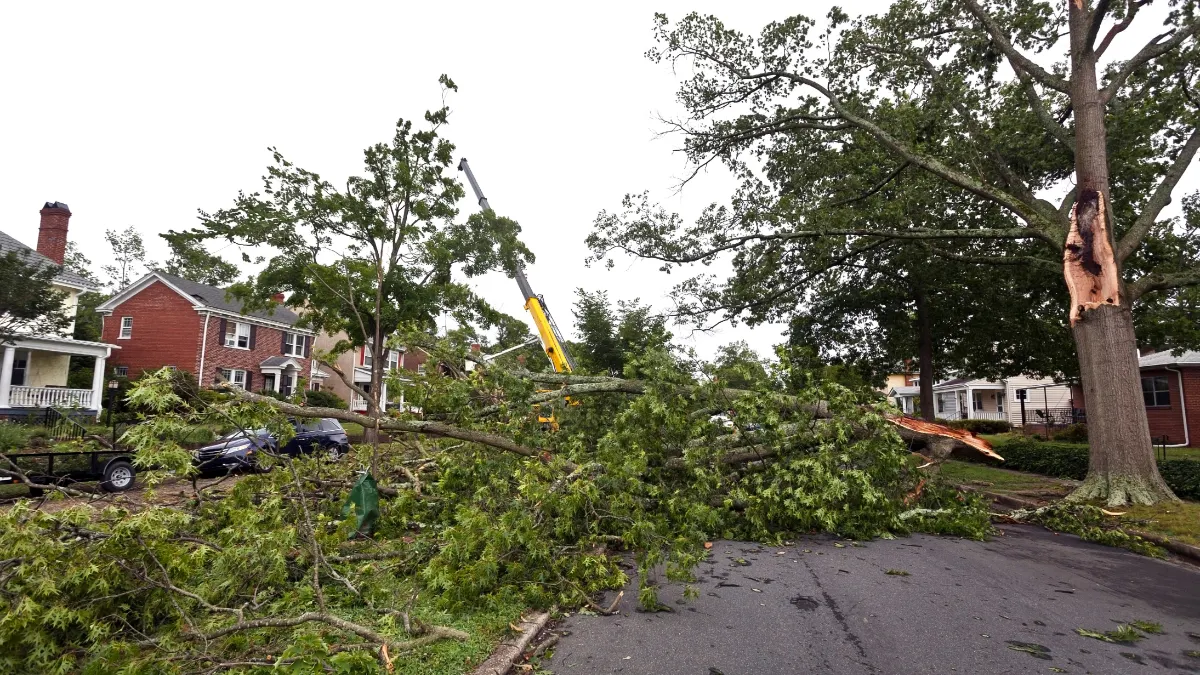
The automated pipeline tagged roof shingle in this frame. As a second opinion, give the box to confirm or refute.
[0,229,99,290]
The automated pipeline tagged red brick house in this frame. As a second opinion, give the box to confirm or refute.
[1136,350,1199,447]
[96,271,319,395]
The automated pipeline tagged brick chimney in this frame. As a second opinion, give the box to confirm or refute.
[37,202,71,265]
[272,292,286,303]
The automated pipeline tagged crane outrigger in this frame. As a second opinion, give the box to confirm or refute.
[457,158,577,374]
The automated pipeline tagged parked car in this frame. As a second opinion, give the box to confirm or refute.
[195,418,350,474]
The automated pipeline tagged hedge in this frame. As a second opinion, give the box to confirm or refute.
[984,437,1200,501]
[946,418,1012,434]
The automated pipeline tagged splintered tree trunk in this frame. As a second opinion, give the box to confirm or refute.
[1064,2,1176,505]
[915,286,935,421]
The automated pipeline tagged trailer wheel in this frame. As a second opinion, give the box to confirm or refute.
[102,460,135,492]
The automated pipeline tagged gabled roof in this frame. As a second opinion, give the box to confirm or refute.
[99,270,306,327]
[888,385,920,396]
[0,229,100,291]
[1140,350,1200,368]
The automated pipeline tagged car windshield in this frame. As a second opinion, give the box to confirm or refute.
[219,428,267,441]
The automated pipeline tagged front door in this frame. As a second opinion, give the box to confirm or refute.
[262,373,276,393]
[10,351,28,386]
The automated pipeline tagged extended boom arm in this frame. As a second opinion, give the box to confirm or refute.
[458,158,577,373]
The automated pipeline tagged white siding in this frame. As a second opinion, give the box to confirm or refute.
[1004,376,1074,426]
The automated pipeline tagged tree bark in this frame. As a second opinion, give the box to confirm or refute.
[1064,1,1177,505]
[914,285,936,421]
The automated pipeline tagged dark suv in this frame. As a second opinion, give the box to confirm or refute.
[195,418,351,474]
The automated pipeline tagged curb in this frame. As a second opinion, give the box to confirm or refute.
[957,484,1200,565]
[470,611,550,675]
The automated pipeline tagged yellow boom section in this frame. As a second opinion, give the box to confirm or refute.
[526,296,572,373]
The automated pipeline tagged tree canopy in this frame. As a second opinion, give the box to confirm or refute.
[0,250,69,344]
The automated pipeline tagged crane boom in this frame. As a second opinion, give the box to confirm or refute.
[457,158,576,373]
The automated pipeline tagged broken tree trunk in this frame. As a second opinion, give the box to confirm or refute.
[1062,2,1177,506]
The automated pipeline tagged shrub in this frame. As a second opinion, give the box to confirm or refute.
[304,389,348,410]
[946,418,1012,434]
[0,423,30,452]
[1052,423,1088,443]
[985,437,1200,500]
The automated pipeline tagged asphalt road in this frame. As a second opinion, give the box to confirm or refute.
[548,525,1200,674]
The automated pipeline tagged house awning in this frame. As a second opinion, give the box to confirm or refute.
[260,356,304,370]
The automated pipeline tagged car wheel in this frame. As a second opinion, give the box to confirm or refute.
[102,460,136,492]
[326,445,345,462]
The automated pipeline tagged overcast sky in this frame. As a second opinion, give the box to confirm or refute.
[0,1,1187,363]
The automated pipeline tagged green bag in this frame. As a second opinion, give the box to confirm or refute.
[341,472,380,537]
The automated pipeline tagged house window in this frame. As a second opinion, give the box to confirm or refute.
[363,347,373,368]
[224,321,251,349]
[387,350,399,372]
[10,351,29,386]
[936,394,944,413]
[1142,376,1171,407]
[996,392,1005,413]
[219,368,247,390]
[281,372,296,397]
[417,362,426,375]
[165,365,177,372]
[114,366,129,377]
[972,392,983,411]
[284,332,306,357]
[119,317,133,339]
[310,381,321,392]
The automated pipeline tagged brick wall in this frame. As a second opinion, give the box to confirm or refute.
[200,315,312,391]
[1142,367,1200,447]
[102,280,202,377]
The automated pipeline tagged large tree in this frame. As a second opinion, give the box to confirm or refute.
[196,77,531,455]
[589,2,1200,505]
[571,289,673,377]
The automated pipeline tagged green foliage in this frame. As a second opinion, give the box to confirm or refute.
[0,422,30,452]
[101,226,147,291]
[946,419,1012,435]
[571,289,673,377]
[1015,503,1165,558]
[159,229,240,286]
[706,341,769,390]
[1051,423,1089,443]
[0,340,996,672]
[0,249,70,344]
[1157,459,1200,501]
[304,388,348,410]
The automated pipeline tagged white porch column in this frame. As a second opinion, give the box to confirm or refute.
[379,381,388,412]
[0,346,14,408]
[91,355,107,412]
[965,386,973,419]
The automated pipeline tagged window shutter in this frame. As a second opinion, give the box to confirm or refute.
[281,331,288,353]
[249,325,257,350]
[304,336,312,358]
[219,318,227,344]
[245,372,253,391]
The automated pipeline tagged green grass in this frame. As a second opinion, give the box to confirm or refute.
[1119,501,1200,547]
[939,460,1070,495]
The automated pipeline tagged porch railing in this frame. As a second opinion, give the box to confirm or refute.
[9,386,94,409]
[934,410,1007,421]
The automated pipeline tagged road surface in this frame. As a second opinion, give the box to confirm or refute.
[548,525,1200,674]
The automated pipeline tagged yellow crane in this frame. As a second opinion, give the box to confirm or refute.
[458,158,577,374]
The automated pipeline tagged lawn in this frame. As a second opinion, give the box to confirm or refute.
[940,460,1200,549]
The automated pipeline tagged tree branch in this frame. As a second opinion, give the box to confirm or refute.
[1102,22,1200,104]
[1014,67,1074,152]
[1095,0,1147,59]
[223,388,569,469]
[961,0,1071,94]
[1128,269,1200,301]
[1116,126,1200,261]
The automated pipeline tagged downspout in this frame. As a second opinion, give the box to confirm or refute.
[198,312,211,384]
[1164,366,1190,447]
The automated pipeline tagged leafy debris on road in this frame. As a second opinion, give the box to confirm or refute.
[1005,641,1052,660]
[1129,619,1164,634]
[885,569,910,576]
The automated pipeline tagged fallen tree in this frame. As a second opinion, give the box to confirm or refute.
[0,360,995,673]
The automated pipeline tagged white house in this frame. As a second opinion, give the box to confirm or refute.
[931,376,1073,427]
[0,203,117,420]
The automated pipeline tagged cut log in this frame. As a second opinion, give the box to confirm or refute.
[1063,189,1121,326]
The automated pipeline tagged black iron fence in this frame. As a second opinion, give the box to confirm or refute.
[1026,407,1086,427]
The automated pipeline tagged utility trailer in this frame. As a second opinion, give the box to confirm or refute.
[0,448,137,494]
